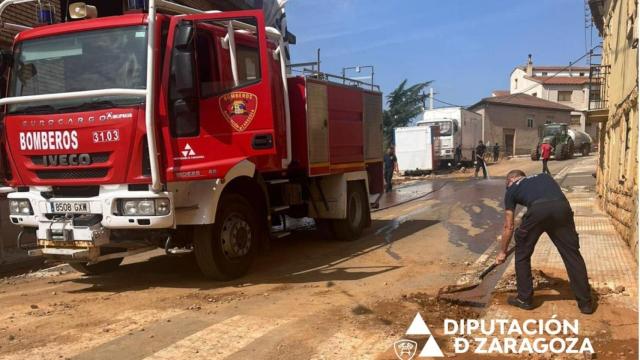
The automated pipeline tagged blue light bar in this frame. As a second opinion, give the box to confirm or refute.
[36,1,55,25]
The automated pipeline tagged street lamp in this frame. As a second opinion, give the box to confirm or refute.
[341,65,375,89]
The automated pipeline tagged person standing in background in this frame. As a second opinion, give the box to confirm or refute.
[493,143,500,162]
[540,139,553,175]
[474,140,488,179]
[383,146,398,193]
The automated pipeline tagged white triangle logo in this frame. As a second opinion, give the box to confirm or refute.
[182,143,196,157]
[406,313,431,335]
[418,336,444,358]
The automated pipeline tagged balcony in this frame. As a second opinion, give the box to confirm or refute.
[587,63,610,122]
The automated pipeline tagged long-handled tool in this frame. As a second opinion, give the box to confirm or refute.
[437,246,516,297]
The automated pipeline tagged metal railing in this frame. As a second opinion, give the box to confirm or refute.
[288,63,380,92]
[588,63,610,111]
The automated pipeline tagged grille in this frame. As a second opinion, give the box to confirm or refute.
[31,152,110,165]
[36,168,109,180]
[52,186,100,198]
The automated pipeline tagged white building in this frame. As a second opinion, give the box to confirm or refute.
[505,55,596,138]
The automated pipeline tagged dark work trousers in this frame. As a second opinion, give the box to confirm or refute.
[474,157,487,178]
[384,170,393,193]
[542,159,551,175]
[514,200,591,306]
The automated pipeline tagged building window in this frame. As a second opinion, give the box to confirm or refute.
[579,72,585,76]
[541,72,548,76]
[558,91,572,102]
[514,78,518,89]
[527,118,534,128]
[531,92,537,97]
[570,115,581,126]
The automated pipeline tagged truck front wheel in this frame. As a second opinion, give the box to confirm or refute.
[194,193,258,280]
[332,182,369,241]
[69,258,123,275]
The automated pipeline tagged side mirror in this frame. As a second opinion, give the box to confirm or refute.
[0,50,13,74]
[174,21,194,50]
[172,52,195,93]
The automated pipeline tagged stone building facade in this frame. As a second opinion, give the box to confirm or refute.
[469,93,573,156]
[588,0,638,256]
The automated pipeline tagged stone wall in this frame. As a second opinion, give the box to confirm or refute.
[592,0,638,259]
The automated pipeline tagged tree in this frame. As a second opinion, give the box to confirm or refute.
[383,79,432,146]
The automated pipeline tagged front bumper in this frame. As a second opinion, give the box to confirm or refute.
[8,185,174,261]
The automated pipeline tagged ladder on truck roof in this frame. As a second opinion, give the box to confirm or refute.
[0,0,293,191]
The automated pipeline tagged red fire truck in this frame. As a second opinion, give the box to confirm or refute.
[0,0,383,280]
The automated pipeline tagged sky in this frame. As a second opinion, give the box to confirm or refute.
[286,0,600,108]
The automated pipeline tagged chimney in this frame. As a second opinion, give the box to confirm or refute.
[526,54,533,76]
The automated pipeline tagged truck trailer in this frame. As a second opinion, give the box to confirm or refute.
[394,126,439,175]
[0,0,384,280]
[417,107,482,166]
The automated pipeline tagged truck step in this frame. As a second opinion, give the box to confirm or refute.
[166,247,194,255]
[266,179,289,185]
[270,205,290,213]
[270,230,291,239]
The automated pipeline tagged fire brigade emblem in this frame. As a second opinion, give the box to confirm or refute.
[219,92,258,132]
[393,339,418,360]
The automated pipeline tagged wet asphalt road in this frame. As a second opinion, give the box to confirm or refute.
[0,156,587,360]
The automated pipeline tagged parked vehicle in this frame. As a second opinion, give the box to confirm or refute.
[530,123,575,161]
[0,0,384,280]
[394,126,440,175]
[568,129,593,156]
[416,107,482,166]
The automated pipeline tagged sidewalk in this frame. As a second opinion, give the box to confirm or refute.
[482,158,638,358]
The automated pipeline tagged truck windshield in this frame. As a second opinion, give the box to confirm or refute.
[8,26,147,114]
[420,121,452,136]
[543,126,565,137]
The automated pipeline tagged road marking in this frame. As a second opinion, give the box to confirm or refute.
[143,315,291,360]
[309,330,393,360]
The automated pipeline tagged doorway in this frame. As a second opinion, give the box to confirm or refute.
[503,128,515,157]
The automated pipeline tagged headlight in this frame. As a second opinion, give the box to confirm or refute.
[118,198,170,216]
[9,199,33,215]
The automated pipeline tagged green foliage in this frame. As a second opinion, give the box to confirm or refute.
[383,79,432,146]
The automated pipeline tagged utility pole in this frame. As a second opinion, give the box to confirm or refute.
[429,87,434,110]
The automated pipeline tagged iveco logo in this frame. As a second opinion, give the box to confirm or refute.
[42,154,91,166]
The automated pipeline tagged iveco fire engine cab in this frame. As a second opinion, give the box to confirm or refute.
[0,0,383,280]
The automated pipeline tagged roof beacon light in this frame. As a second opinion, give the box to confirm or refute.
[36,1,56,25]
[127,0,148,11]
[69,2,97,20]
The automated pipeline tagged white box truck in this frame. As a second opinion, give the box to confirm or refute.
[394,126,439,175]
[417,107,482,166]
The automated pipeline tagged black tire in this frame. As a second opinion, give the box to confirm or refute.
[555,143,565,161]
[194,193,259,280]
[530,148,540,161]
[331,182,369,241]
[582,144,590,156]
[567,140,575,159]
[68,258,123,275]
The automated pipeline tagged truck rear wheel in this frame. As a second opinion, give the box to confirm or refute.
[69,258,123,275]
[194,193,257,281]
[555,143,566,161]
[332,182,369,241]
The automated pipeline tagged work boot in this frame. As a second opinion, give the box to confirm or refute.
[507,296,534,310]
[578,300,596,315]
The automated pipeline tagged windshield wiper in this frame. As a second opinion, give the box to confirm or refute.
[9,104,58,115]
[57,100,122,112]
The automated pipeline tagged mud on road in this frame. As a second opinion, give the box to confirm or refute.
[0,156,614,360]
